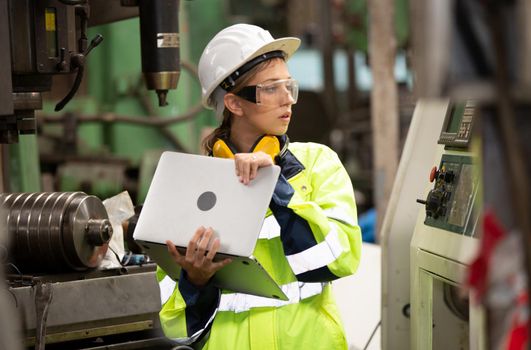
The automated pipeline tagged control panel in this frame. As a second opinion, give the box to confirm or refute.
[417,154,478,236]
[438,100,475,148]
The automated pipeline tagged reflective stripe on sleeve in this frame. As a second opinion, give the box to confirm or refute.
[159,275,177,305]
[323,207,356,227]
[218,281,326,313]
[285,223,345,275]
[258,215,281,240]
[259,207,355,243]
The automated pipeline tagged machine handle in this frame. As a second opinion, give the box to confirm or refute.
[54,35,104,112]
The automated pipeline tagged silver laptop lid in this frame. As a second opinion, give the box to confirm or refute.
[134,151,280,257]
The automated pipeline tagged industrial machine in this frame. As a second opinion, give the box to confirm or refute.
[380,99,485,350]
[0,0,184,348]
[381,99,485,350]
[380,99,448,350]
[410,100,485,350]
[1,0,181,144]
[382,1,531,348]
[0,191,168,349]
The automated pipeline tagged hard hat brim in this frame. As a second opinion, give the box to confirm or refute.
[202,37,301,109]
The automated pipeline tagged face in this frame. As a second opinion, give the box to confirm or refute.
[231,59,295,138]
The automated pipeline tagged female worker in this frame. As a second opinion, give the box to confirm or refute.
[158,23,362,349]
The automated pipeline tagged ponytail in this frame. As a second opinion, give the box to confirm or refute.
[202,109,232,154]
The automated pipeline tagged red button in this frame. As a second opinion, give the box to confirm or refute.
[429,166,438,182]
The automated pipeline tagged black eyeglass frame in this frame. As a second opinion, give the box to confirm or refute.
[235,85,259,103]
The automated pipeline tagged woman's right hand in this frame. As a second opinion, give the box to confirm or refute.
[166,226,232,287]
[234,151,274,185]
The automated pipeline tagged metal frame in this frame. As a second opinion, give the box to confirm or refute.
[9,268,162,346]
[380,99,448,350]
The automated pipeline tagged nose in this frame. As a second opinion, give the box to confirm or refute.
[280,93,294,106]
[280,86,295,106]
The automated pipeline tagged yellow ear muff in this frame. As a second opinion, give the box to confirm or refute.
[251,135,280,163]
[213,135,281,163]
[212,139,235,159]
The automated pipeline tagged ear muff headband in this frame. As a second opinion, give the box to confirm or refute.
[251,135,280,161]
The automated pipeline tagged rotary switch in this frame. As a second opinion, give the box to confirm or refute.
[417,166,455,219]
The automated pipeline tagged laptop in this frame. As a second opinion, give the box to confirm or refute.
[134,151,288,300]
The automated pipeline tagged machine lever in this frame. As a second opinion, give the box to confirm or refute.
[85,34,104,56]
[57,48,67,71]
[54,35,104,112]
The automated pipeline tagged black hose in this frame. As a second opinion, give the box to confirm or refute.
[54,65,84,112]
[363,320,381,350]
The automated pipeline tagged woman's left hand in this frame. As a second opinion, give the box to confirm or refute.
[234,151,273,185]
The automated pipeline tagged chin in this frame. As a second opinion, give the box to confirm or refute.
[269,129,288,136]
[271,125,289,135]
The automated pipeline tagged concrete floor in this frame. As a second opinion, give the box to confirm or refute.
[334,243,381,350]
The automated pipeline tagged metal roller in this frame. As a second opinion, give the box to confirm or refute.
[32,192,70,269]
[7,193,32,261]
[1,192,113,272]
[32,192,61,268]
[61,194,112,270]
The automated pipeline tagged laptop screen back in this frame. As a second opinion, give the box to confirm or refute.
[133,151,280,257]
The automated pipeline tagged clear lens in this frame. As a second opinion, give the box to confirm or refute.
[256,79,298,106]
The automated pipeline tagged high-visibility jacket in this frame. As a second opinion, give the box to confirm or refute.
[156,141,362,350]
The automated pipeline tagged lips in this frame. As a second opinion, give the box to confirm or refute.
[279,112,291,119]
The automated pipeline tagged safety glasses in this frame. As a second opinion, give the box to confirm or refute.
[235,78,299,106]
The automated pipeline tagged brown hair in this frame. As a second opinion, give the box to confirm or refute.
[202,57,285,154]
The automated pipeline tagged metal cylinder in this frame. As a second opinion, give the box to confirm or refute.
[1,192,113,273]
[138,0,180,106]
[85,218,112,246]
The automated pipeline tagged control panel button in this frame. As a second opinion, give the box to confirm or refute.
[430,166,438,183]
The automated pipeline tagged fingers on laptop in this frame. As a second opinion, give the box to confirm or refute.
[234,152,272,185]
[205,237,219,261]
[234,155,251,185]
[188,226,205,253]
[166,240,183,265]
[216,257,232,269]
[195,227,210,258]
[206,239,232,267]
[166,227,230,272]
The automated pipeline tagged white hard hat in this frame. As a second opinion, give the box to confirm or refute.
[198,23,301,109]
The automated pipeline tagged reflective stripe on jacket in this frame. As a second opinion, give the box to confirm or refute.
[157,142,362,350]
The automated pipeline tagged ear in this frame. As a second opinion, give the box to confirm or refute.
[224,93,244,117]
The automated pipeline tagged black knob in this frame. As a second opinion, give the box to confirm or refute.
[419,188,447,219]
[70,53,85,68]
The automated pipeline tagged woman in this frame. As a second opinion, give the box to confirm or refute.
[158,23,362,349]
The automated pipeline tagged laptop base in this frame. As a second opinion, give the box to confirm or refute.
[137,240,288,301]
